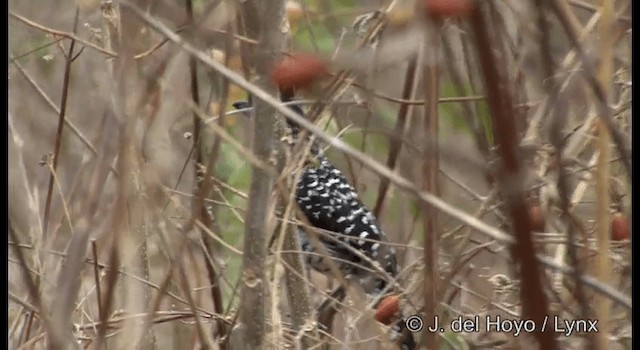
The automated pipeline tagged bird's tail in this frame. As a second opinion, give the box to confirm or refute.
[373,295,416,349]
[392,317,417,350]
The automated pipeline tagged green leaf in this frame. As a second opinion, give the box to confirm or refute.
[439,330,469,350]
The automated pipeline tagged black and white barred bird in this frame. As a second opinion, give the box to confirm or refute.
[233,96,415,350]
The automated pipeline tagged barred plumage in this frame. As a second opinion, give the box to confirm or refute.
[295,156,399,295]
[232,97,415,350]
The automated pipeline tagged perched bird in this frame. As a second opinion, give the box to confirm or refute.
[233,96,415,350]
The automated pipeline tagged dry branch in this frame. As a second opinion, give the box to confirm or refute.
[121,4,631,310]
[469,4,556,348]
[231,0,287,348]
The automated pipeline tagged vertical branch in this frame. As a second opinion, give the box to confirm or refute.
[185,0,226,340]
[101,1,119,77]
[373,56,419,218]
[111,1,156,348]
[186,0,204,195]
[469,4,556,349]
[233,0,287,348]
[8,228,62,349]
[51,223,91,348]
[42,7,79,240]
[421,28,439,350]
[276,181,317,348]
[90,240,103,322]
[547,0,630,178]
[278,91,317,347]
[440,28,490,160]
[96,3,121,347]
[535,0,589,323]
[276,100,321,349]
[592,0,613,347]
[278,227,309,323]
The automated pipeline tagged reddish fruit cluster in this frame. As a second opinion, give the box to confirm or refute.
[270,53,328,91]
[423,0,474,20]
[528,205,545,232]
[611,212,630,241]
[375,295,400,325]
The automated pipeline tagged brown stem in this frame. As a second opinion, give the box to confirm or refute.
[421,30,440,350]
[373,56,418,218]
[547,0,631,178]
[184,0,227,341]
[232,0,287,347]
[42,7,79,240]
[123,4,630,310]
[469,4,556,349]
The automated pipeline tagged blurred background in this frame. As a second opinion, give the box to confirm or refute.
[8,0,631,349]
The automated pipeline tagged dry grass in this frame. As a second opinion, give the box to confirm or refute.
[8,0,631,349]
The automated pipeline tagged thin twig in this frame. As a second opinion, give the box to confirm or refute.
[470,4,556,348]
[8,229,62,349]
[91,240,104,325]
[372,55,418,217]
[9,11,117,57]
[592,0,614,347]
[547,0,631,178]
[422,25,440,349]
[9,58,117,175]
[42,6,79,240]
[122,2,631,310]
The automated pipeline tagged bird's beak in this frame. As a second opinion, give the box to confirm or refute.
[231,101,251,118]
[232,101,252,118]
[232,101,251,110]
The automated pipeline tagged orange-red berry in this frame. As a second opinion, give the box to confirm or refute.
[375,295,400,325]
[423,0,474,20]
[611,213,630,241]
[529,205,545,232]
[271,53,328,91]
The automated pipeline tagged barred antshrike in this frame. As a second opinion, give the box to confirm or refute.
[232,96,415,350]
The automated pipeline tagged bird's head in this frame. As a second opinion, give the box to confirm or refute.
[231,100,252,111]
[231,95,305,137]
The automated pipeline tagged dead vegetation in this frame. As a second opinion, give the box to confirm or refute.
[8,0,631,349]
